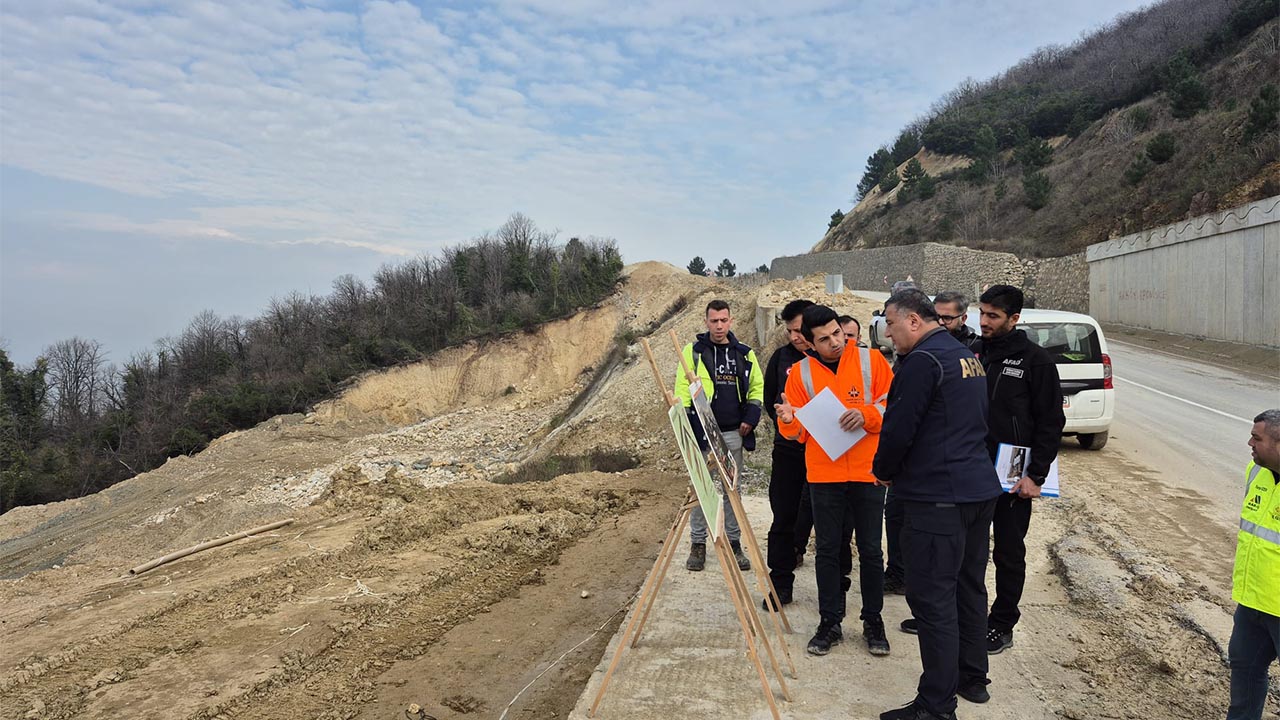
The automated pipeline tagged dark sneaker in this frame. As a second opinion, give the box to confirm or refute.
[883,574,907,595]
[731,542,751,571]
[958,679,991,704]
[806,620,843,656]
[686,543,706,572]
[761,589,793,612]
[863,617,891,656]
[879,700,957,720]
[899,618,918,635]
[794,549,805,568]
[987,626,1013,654]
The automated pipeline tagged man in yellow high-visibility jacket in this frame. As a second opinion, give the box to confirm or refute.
[1228,408,1280,720]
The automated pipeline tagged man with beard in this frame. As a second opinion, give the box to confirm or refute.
[977,285,1065,654]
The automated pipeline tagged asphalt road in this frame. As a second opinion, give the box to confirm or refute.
[1107,338,1280,526]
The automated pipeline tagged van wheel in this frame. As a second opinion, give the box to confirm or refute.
[1078,431,1108,450]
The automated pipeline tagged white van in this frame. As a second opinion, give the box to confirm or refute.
[868,308,1115,450]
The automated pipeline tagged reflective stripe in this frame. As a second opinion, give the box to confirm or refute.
[1245,464,1263,495]
[1241,517,1280,546]
[858,346,872,404]
[799,358,815,398]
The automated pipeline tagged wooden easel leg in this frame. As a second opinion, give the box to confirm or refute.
[630,500,695,648]
[712,535,782,720]
[724,488,798,680]
[589,500,692,717]
[723,537,793,702]
[726,486,793,630]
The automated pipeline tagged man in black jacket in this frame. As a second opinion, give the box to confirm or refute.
[762,299,814,607]
[934,291,982,352]
[873,289,1003,720]
[977,285,1066,654]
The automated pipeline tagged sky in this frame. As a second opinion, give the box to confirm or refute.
[0,0,1152,366]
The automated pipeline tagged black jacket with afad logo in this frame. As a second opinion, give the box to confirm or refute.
[872,327,1003,504]
[977,328,1066,484]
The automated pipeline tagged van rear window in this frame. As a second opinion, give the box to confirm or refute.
[1021,323,1101,364]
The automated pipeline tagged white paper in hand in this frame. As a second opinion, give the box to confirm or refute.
[793,386,866,461]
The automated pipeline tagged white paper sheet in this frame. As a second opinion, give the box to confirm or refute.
[793,386,866,461]
[995,443,1060,497]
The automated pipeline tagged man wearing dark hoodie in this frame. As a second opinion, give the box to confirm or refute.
[976,285,1065,654]
[675,299,765,572]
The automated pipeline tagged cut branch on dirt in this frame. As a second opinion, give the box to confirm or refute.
[128,518,295,575]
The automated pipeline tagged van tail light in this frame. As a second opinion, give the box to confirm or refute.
[1101,353,1113,390]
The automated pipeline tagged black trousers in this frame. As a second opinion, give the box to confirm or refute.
[809,481,886,625]
[766,448,807,594]
[884,485,905,581]
[989,493,1034,631]
[903,498,997,717]
[795,480,813,557]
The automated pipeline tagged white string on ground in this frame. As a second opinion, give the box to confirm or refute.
[497,588,642,720]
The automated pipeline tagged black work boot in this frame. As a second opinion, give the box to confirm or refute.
[686,542,706,571]
[730,541,751,571]
[762,588,793,612]
[987,626,1013,654]
[806,619,843,656]
[863,616,891,656]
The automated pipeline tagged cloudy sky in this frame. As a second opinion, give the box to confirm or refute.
[0,0,1150,364]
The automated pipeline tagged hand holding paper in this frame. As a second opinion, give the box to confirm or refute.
[793,387,867,461]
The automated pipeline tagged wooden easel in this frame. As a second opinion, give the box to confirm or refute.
[588,338,791,720]
[667,330,798,648]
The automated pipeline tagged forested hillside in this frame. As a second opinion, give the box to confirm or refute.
[0,214,623,511]
[820,0,1278,256]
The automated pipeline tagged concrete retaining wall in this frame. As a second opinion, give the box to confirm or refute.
[770,242,1089,312]
[1085,196,1280,347]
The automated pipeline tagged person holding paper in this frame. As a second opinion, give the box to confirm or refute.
[976,285,1066,655]
[775,304,894,659]
[872,288,1003,720]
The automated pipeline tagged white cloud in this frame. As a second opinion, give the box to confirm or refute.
[2,0,1154,270]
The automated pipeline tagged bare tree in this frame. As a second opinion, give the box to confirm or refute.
[43,337,106,432]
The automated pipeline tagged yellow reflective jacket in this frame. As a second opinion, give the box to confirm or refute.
[1233,461,1280,617]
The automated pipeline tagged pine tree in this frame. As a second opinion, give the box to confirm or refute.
[828,209,845,230]
[856,148,894,200]
[715,259,736,277]
[878,167,900,194]
[1023,172,1052,210]
[686,256,707,275]
[902,158,927,189]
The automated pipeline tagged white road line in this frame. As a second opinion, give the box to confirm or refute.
[1113,375,1253,425]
